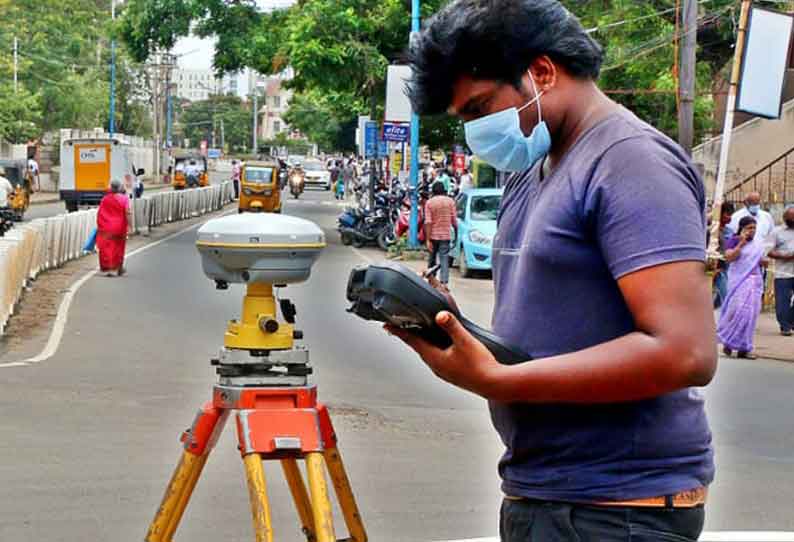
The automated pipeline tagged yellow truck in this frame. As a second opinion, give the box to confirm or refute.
[59,136,144,212]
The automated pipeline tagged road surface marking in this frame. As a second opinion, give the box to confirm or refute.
[436,533,794,542]
[0,213,232,368]
[351,246,375,264]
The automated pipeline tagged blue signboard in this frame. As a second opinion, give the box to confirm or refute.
[207,148,222,159]
[383,122,410,143]
[364,121,378,158]
[378,140,388,158]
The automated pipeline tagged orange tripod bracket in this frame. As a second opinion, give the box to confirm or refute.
[146,384,367,542]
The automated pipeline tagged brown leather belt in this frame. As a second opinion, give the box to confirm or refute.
[593,487,707,508]
[505,487,707,508]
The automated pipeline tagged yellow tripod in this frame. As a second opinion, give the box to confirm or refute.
[145,385,367,542]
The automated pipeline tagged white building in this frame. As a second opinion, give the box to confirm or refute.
[250,71,301,141]
[173,68,222,101]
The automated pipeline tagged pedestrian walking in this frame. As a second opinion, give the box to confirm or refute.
[458,168,474,192]
[335,165,345,200]
[717,216,766,358]
[96,178,131,277]
[424,181,457,284]
[435,168,452,194]
[27,157,40,191]
[231,160,241,199]
[713,202,736,308]
[343,159,357,200]
[392,1,717,540]
[729,192,775,245]
[767,207,794,336]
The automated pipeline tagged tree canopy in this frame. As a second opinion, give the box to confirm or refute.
[176,94,253,153]
[0,0,152,143]
[120,0,742,152]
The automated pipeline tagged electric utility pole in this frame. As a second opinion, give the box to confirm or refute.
[109,0,116,136]
[252,90,258,155]
[678,0,697,155]
[13,37,18,93]
[151,53,160,182]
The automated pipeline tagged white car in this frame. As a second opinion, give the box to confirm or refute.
[302,161,331,190]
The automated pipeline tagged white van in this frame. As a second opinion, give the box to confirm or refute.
[59,137,144,212]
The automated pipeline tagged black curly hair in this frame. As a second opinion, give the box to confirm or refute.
[406,0,604,115]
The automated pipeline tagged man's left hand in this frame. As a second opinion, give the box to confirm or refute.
[386,311,503,398]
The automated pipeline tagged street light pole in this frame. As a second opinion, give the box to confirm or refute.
[13,36,18,94]
[109,0,116,136]
[408,0,421,248]
[707,0,752,260]
[252,90,258,156]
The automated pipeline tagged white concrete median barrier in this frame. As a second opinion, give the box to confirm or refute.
[0,182,234,336]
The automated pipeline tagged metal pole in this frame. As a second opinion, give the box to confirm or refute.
[408,0,421,248]
[707,0,752,259]
[677,0,697,154]
[220,118,225,151]
[252,91,258,155]
[166,85,173,148]
[13,36,18,93]
[151,54,159,184]
[109,0,116,136]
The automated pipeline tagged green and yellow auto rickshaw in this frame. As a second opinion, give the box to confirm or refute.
[239,160,282,213]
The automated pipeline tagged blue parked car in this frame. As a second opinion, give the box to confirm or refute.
[451,188,502,277]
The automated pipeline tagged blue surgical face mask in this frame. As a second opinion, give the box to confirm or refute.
[464,73,551,172]
[748,204,760,215]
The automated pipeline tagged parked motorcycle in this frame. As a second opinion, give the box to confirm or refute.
[337,190,400,250]
[338,206,395,250]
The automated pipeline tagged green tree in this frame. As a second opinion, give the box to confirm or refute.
[0,83,42,143]
[177,94,253,152]
[120,0,741,148]
[0,0,153,139]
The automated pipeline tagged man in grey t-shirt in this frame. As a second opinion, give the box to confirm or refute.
[769,207,794,335]
[388,1,718,540]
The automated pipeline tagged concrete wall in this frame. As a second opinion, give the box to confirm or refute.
[694,98,794,199]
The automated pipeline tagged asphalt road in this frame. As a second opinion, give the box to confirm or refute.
[1,189,794,541]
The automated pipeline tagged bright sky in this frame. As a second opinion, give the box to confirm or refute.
[173,0,296,71]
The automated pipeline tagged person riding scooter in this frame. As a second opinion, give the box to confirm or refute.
[289,166,305,199]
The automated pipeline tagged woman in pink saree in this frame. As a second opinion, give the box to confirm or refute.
[717,216,766,359]
[96,178,130,277]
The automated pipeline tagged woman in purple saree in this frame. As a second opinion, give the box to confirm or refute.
[717,216,765,359]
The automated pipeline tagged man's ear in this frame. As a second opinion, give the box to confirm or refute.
[528,56,557,92]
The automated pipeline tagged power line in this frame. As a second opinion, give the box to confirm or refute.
[585,0,717,34]
[601,5,732,72]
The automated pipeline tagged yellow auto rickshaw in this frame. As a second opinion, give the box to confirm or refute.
[239,160,282,213]
[0,159,33,221]
[172,152,209,190]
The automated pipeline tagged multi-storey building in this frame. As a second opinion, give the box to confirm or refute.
[173,69,222,101]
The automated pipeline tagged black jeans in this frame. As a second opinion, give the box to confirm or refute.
[427,239,451,284]
[774,277,794,332]
[500,499,705,542]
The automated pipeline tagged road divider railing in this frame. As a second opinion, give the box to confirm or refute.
[0,182,235,336]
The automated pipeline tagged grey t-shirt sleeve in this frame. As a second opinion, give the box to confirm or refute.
[584,136,706,279]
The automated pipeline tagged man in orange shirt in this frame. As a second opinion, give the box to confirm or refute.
[425,180,458,284]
